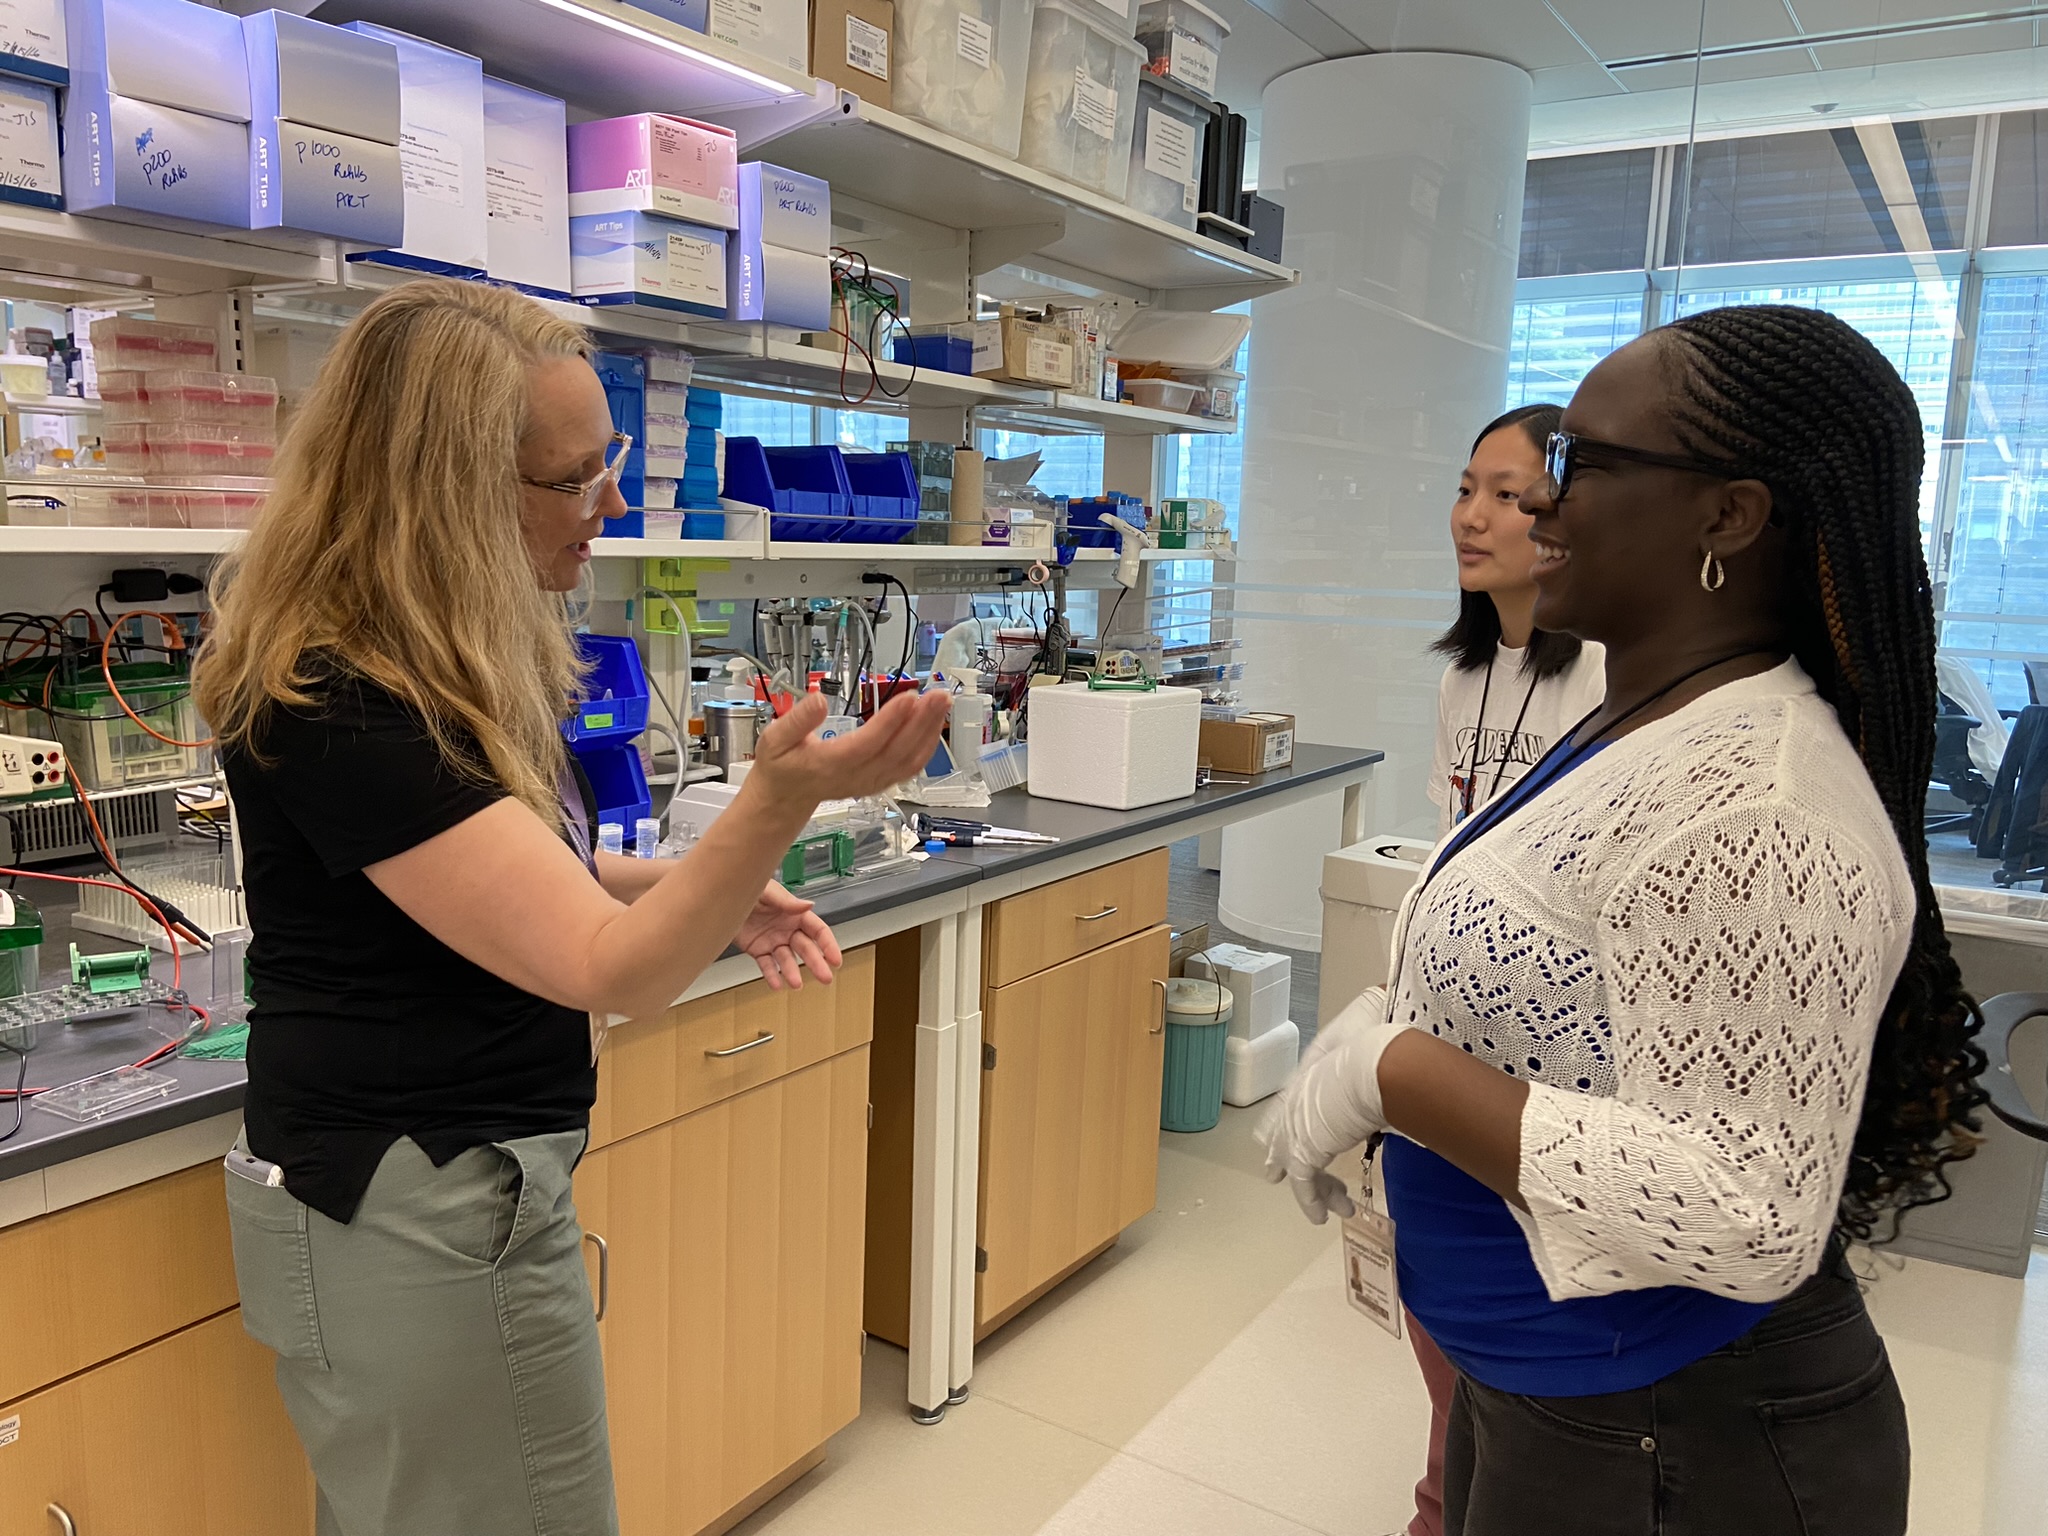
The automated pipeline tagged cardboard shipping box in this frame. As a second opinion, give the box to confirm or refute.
[972,315,1076,388]
[810,0,891,106]
[1200,713,1296,776]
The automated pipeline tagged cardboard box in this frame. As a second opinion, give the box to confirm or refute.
[727,162,831,329]
[570,209,729,318]
[625,0,709,29]
[810,0,891,106]
[250,120,403,244]
[244,10,399,145]
[567,112,739,231]
[483,76,571,296]
[0,74,58,208]
[62,88,251,231]
[0,0,66,85]
[1199,712,1296,776]
[972,315,1075,388]
[708,0,808,73]
[66,0,250,120]
[1169,921,1210,978]
[341,22,488,276]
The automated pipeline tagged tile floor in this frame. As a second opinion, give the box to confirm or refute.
[732,1104,2048,1536]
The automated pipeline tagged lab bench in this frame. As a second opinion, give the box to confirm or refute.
[0,743,1380,1535]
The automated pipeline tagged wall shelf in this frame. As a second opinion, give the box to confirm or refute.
[0,204,336,302]
[0,527,237,555]
[4,394,103,418]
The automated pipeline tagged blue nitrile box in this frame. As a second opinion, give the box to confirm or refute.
[244,10,398,145]
[0,0,66,86]
[571,210,728,318]
[0,76,60,209]
[62,89,251,230]
[65,0,251,121]
[624,0,709,32]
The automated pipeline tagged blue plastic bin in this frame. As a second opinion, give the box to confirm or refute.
[684,387,724,427]
[564,635,650,745]
[574,741,652,829]
[681,512,726,539]
[1063,492,1147,549]
[890,334,974,375]
[592,350,648,539]
[725,438,855,543]
[844,452,919,544]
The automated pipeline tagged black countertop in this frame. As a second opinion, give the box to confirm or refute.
[0,744,1381,1186]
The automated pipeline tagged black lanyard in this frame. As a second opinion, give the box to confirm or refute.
[1458,651,1543,824]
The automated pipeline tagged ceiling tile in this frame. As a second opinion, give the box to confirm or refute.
[1551,0,1794,61]
[1529,59,1633,103]
[1790,0,2014,32]
[1311,0,1590,67]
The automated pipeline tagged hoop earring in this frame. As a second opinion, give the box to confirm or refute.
[1700,551,1726,593]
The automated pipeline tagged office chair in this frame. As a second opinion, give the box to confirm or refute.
[1928,694,1989,837]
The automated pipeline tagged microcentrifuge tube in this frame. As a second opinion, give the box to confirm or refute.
[598,822,625,856]
[634,818,661,859]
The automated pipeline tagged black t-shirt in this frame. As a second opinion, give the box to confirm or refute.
[225,672,597,1224]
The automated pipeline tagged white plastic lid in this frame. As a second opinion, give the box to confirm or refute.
[1164,976,1232,1023]
[1039,0,1149,56]
[1138,0,1230,36]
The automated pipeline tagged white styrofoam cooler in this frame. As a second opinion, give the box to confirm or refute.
[1027,681,1201,810]
[1318,835,1434,1027]
[1223,1020,1298,1106]
[1186,943,1290,1041]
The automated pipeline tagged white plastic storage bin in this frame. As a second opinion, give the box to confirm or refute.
[1318,835,1434,1027]
[1019,0,1144,199]
[1223,1020,1298,1107]
[1027,681,1200,809]
[1125,75,1207,227]
[893,0,1034,159]
[1135,0,1227,98]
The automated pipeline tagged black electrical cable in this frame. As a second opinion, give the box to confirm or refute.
[0,1043,27,1145]
[887,576,915,680]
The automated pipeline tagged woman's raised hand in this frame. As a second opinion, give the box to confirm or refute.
[750,688,953,808]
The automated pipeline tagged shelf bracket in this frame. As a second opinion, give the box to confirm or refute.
[722,82,847,155]
[969,221,1068,278]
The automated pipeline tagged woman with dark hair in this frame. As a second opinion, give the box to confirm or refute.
[1429,404,1605,835]
[1264,305,1984,1535]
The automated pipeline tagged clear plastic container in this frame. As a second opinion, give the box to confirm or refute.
[1125,75,1208,228]
[140,425,277,479]
[3,479,139,526]
[88,317,218,373]
[1019,0,1145,199]
[1121,376,1201,412]
[101,421,149,474]
[893,0,1035,158]
[1135,0,1227,98]
[1182,366,1242,421]
[96,369,280,436]
[49,669,208,790]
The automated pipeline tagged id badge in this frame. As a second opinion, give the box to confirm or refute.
[1340,1151,1402,1337]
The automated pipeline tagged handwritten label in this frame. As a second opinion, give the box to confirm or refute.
[1167,28,1217,96]
[846,14,889,81]
[0,1414,19,1449]
[956,12,993,69]
[1072,71,1117,141]
[665,229,725,306]
[133,126,189,194]
[0,82,52,195]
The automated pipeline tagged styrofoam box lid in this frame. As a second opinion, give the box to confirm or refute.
[1189,943,1289,985]
[1163,976,1231,1024]
[1323,836,1435,907]
[1035,0,1148,57]
[1034,681,1203,716]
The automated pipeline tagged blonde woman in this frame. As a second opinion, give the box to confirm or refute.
[196,279,948,1536]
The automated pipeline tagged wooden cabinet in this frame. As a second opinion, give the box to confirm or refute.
[0,1309,313,1534]
[983,848,1168,988]
[576,959,875,1536]
[976,923,1170,1331]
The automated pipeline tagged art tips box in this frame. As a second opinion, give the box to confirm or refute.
[65,0,251,120]
[244,8,403,244]
[62,88,251,231]
[0,75,58,208]
[570,210,728,319]
[727,162,830,329]
[341,21,487,276]
[0,0,66,85]
[567,112,738,231]
[243,10,398,145]
[483,76,571,297]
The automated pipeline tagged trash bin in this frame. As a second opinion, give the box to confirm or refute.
[1319,835,1433,1027]
[1159,977,1232,1133]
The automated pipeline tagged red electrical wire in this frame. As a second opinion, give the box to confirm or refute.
[99,613,212,749]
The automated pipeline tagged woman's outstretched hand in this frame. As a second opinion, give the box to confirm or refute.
[736,880,844,990]
[750,688,953,807]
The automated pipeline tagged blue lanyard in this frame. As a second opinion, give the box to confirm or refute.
[1431,723,1609,887]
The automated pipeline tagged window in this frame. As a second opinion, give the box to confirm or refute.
[1520,150,1657,278]
[719,394,812,445]
[1164,324,1250,522]
[1988,111,2048,249]
[1505,293,1644,408]
[977,428,1104,500]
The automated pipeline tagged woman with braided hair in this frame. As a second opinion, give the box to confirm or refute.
[1261,303,1983,1535]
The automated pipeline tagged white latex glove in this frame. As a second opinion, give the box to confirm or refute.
[1256,988,1407,1225]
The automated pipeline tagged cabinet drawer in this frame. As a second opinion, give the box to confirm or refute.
[589,944,875,1151]
[984,848,1169,988]
[0,1163,238,1405]
[0,1309,313,1533]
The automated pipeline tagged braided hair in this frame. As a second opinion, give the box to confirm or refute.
[1657,304,1985,1242]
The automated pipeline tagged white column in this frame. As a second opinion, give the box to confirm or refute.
[1219,52,1532,949]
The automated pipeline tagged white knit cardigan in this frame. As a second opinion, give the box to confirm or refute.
[1386,660,1914,1305]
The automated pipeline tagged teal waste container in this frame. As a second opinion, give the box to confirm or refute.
[1160,978,1233,1133]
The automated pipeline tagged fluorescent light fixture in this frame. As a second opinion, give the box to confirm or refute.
[531,0,802,97]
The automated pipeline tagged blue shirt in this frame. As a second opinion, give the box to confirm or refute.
[1385,728,1770,1396]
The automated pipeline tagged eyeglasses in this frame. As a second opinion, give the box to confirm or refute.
[521,432,632,515]
[1544,430,1746,501]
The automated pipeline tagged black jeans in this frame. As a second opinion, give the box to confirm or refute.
[1442,1254,1909,1536]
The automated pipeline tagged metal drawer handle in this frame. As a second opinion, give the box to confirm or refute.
[1077,905,1120,922]
[1151,978,1167,1034]
[705,1030,776,1058]
[48,1505,78,1536]
[583,1231,609,1322]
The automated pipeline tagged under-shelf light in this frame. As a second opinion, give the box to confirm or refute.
[537,0,805,97]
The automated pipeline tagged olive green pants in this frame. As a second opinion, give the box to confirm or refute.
[225,1129,618,1536]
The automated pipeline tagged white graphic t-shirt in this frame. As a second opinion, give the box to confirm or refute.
[1428,639,1607,836]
